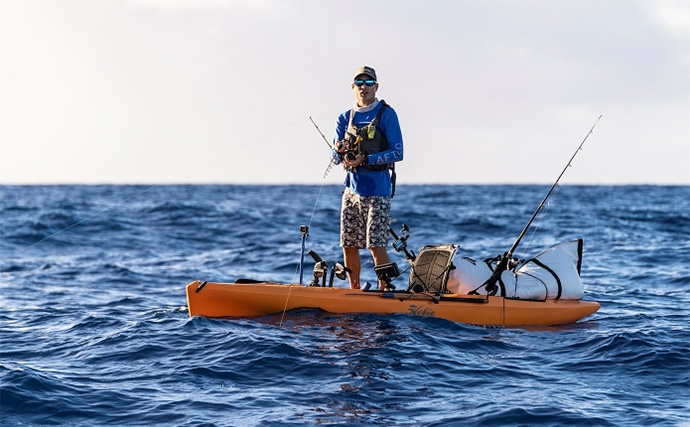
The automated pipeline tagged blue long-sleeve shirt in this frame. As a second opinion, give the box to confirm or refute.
[332,100,403,197]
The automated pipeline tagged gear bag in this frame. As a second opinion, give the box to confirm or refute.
[446,240,585,300]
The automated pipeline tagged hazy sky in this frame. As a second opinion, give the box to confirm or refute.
[1,0,688,185]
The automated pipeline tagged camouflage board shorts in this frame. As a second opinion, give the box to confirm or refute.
[340,189,391,249]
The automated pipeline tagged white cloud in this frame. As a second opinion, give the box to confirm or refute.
[654,0,690,36]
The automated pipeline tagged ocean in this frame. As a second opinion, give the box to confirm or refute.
[1,184,688,426]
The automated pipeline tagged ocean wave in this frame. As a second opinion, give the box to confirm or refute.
[1,185,689,425]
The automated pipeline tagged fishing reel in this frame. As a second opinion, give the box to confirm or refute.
[389,223,416,263]
[486,253,523,272]
[335,135,361,162]
[470,253,524,296]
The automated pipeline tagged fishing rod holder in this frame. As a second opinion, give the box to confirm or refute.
[307,250,349,287]
[329,263,349,287]
[308,250,328,287]
[389,223,416,263]
[298,225,310,286]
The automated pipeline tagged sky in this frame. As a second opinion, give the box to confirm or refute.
[1,0,688,185]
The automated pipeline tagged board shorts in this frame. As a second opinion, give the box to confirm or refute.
[340,189,391,249]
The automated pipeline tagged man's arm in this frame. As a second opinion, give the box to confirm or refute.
[367,108,403,166]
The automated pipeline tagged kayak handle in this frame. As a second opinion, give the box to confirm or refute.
[195,281,208,293]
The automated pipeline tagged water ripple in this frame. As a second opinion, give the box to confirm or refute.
[1,185,688,425]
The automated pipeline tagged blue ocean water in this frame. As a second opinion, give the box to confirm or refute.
[1,184,688,426]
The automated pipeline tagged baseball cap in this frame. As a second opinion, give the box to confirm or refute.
[353,66,377,81]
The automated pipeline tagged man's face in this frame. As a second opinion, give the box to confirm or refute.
[351,74,378,106]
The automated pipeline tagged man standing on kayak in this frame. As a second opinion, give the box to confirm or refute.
[332,66,404,290]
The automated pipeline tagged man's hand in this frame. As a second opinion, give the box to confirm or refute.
[344,153,365,168]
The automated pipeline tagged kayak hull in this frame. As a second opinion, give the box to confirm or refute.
[186,281,599,327]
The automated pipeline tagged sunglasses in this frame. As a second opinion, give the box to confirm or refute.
[354,79,376,87]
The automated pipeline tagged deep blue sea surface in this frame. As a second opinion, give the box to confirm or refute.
[1,184,689,426]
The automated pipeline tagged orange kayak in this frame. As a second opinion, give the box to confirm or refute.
[185,281,600,327]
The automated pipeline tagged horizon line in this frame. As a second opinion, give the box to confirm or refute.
[1,181,688,187]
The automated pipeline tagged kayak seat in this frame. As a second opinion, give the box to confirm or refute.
[408,244,458,294]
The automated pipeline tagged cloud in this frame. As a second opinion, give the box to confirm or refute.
[654,0,690,37]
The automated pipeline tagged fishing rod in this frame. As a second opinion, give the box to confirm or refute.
[309,116,333,150]
[478,115,603,295]
[309,116,338,178]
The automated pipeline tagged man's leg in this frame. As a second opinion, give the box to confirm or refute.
[341,190,365,289]
[370,246,391,290]
[343,246,361,289]
[363,194,392,291]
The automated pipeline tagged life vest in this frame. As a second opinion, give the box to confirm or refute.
[344,100,391,171]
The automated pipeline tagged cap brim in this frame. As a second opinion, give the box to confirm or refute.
[354,73,376,81]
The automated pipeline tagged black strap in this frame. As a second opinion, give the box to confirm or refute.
[530,258,562,299]
[376,100,397,198]
[374,99,389,124]
[576,238,583,275]
[390,163,397,198]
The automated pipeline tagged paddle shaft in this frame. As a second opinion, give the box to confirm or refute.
[483,115,602,292]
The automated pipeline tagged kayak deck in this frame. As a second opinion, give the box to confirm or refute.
[186,281,600,327]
